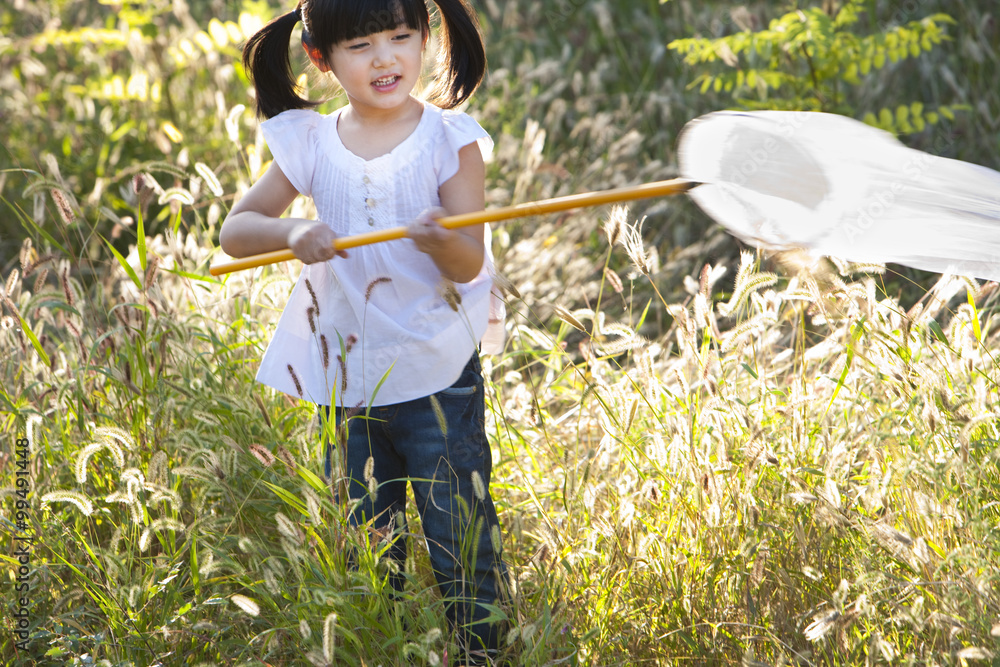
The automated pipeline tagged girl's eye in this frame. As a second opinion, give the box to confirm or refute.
[393,32,412,41]
[347,42,369,50]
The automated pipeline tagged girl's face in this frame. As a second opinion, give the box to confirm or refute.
[324,26,426,115]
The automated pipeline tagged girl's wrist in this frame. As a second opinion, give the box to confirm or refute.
[427,231,484,283]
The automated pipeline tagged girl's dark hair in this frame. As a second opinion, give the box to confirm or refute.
[242,0,485,119]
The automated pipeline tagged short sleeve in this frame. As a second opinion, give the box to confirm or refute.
[435,110,494,186]
[260,109,321,196]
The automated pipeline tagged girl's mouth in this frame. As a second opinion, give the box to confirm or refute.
[372,75,400,90]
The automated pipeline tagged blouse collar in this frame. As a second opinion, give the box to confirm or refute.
[328,100,431,165]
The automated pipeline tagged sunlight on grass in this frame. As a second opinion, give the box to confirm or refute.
[2,0,999,665]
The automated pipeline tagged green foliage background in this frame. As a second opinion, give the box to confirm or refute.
[1,0,999,665]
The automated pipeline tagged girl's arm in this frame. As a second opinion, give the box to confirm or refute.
[409,142,487,283]
[219,163,343,264]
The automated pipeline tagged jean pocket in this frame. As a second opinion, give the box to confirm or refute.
[438,354,482,397]
[439,383,478,397]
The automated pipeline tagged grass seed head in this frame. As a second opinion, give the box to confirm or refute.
[365,276,392,302]
[429,394,447,437]
[304,278,320,314]
[19,237,35,273]
[804,610,840,642]
[620,214,652,275]
[437,279,461,311]
[230,594,260,617]
[40,490,94,516]
[276,445,298,473]
[492,269,520,299]
[253,392,272,428]
[249,443,276,467]
[471,470,486,501]
[1,292,21,320]
[287,364,304,397]
[264,567,280,595]
[276,512,302,543]
[51,188,76,224]
[603,205,627,247]
[305,488,323,526]
[144,256,160,288]
[5,268,19,300]
[490,524,503,553]
[604,266,624,294]
[323,613,338,663]
[33,268,49,293]
[337,354,347,393]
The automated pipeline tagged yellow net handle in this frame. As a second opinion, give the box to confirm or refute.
[208,178,697,276]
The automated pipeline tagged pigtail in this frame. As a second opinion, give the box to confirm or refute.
[242,6,318,119]
[427,0,486,109]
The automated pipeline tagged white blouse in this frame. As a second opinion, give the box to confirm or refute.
[254,101,504,407]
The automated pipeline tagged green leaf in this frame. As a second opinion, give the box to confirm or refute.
[18,316,50,367]
[927,319,948,343]
[101,233,142,292]
[967,290,982,343]
[1,191,70,256]
[137,207,147,274]
[262,480,307,513]
[161,265,221,285]
[925,538,947,558]
[826,349,853,416]
[634,299,653,330]
[843,62,859,84]
[365,361,396,406]
[110,121,134,142]
[297,466,328,495]
[878,107,894,129]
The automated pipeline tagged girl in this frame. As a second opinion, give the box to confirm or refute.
[219,0,508,660]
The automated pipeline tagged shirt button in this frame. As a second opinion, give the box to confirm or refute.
[363,176,371,185]
[368,217,375,226]
[365,198,376,208]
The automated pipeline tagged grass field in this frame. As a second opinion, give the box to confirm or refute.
[2,0,999,665]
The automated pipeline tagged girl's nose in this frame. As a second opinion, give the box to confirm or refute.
[372,42,395,68]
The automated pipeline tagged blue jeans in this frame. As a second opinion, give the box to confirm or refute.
[324,354,508,653]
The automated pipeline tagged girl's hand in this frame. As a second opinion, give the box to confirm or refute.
[407,207,485,282]
[220,163,348,263]
[407,207,453,255]
[287,221,347,264]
